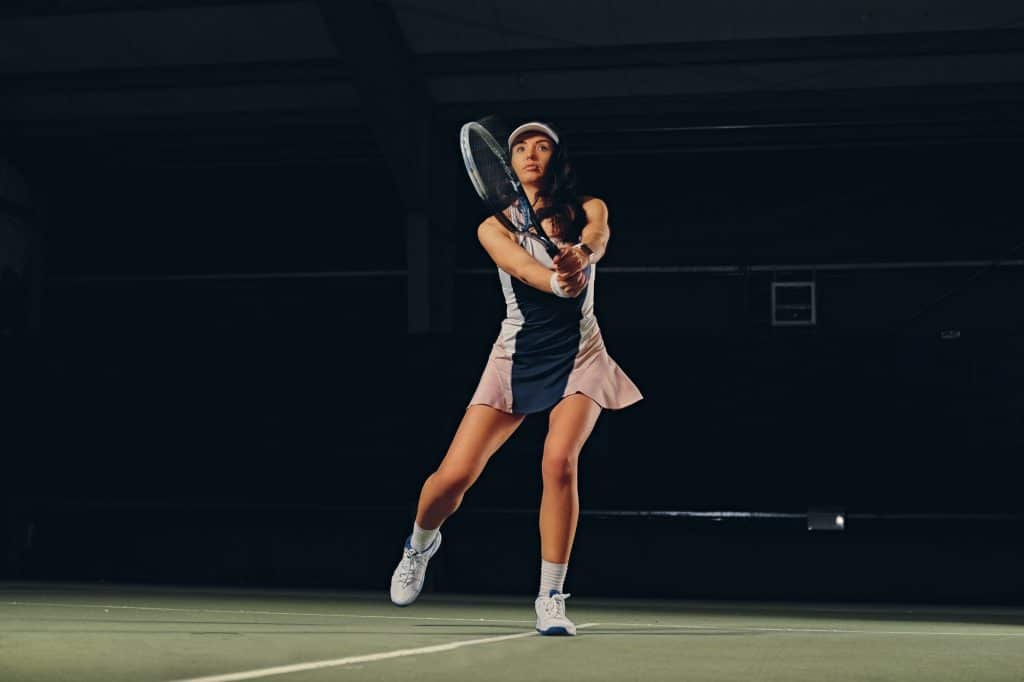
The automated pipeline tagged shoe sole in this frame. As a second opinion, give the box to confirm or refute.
[536,627,575,636]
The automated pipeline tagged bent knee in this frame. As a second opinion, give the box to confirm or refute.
[433,465,477,495]
[541,449,579,484]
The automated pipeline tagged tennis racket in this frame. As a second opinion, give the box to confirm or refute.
[459,120,560,258]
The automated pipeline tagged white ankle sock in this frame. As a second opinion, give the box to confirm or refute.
[538,560,568,597]
[410,522,439,552]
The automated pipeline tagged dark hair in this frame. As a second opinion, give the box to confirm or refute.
[531,126,586,244]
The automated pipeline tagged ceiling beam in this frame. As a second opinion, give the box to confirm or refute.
[3,82,1022,132]
[2,28,1020,96]
[419,28,1024,75]
[318,0,451,334]
[0,0,300,19]
[0,59,347,94]
[318,0,431,206]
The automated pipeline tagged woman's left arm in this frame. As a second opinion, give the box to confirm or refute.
[554,197,611,279]
[578,197,610,265]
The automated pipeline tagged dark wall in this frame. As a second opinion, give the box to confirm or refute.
[15,140,1024,507]
[40,161,405,277]
[5,136,1024,599]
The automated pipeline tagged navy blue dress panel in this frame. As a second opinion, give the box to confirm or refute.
[508,276,587,414]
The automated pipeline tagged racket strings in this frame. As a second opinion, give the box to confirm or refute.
[466,130,519,218]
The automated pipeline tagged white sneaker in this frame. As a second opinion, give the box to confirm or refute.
[390,533,442,607]
[534,590,576,636]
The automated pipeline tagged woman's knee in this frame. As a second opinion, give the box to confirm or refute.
[432,465,477,496]
[541,447,579,485]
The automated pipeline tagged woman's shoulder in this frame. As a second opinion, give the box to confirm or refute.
[478,215,519,244]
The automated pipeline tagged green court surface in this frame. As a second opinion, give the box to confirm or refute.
[2,583,1023,682]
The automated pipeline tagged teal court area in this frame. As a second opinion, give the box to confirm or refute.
[2,582,1023,682]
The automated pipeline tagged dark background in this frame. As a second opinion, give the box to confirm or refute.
[1,1,1023,603]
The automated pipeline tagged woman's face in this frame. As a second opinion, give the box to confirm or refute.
[510,133,555,185]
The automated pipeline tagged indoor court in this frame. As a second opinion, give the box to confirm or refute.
[3,583,1024,681]
[3,2,1024,681]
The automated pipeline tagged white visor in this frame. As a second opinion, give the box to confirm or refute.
[507,122,559,149]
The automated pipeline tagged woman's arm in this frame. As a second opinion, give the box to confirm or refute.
[577,197,611,265]
[553,197,611,279]
[477,218,572,295]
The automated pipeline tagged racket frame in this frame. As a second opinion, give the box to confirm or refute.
[459,121,560,257]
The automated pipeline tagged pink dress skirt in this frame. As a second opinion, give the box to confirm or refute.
[469,329,643,414]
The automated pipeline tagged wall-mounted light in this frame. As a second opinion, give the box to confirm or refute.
[808,507,845,531]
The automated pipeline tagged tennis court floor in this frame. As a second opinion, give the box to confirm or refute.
[2,582,1023,681]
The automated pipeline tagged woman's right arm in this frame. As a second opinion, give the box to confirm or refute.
[477,218,568,295]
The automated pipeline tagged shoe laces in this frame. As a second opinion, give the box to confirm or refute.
[397,547,427,587]
[541,592,571,619]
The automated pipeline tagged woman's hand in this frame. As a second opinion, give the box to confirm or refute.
[553,245,587,277]
[552,245,590,297]
[554,268,587,298]
[544,245,585,296]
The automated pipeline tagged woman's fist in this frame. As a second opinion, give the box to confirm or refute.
[553,245,587,277]
[553,264,590,298]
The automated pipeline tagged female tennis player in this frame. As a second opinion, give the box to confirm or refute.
[390,121,642,636]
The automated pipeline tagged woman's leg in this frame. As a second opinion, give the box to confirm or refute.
[539,394,602,563]
[533,394,601,634]
[415,405,526,530]
[393,405,524,606]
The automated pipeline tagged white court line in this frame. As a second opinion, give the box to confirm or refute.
[590,621,1024,638]
[2,601,534,625]
[165,623,600,682]
[5,601,1024,638]
[9,588,1022,618]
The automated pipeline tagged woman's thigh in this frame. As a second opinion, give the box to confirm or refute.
[545,394,602,459]
[436,405,526,483]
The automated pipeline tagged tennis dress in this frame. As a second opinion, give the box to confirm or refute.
[468,229,643,415]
